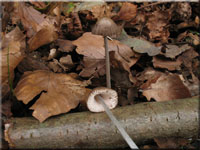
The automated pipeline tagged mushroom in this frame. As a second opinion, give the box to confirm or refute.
[92,17,122,39]
[92,17,122,88]
[87,87,118,112]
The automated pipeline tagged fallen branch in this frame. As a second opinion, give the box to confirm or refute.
[5,97,199,149]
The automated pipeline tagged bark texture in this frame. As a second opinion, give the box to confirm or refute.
[5,97,199,149]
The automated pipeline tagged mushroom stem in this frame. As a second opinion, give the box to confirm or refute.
[96,95,139,149]
[104,36,111,88]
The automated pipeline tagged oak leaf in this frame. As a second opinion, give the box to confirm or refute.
[14,70,91,122]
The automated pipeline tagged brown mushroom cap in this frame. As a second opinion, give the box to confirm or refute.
[92,17,121,39]
[87,87,118,112]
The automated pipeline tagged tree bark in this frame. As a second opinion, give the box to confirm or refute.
[4,97,199,149]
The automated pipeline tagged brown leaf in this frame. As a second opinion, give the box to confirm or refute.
[175,3,192,21]
[153,56,182,71]
[74,2,107,19]
[79,57,105,78]
[65,12,83,38]
[162,44,191,59]
[48,61,62,73]
[146,10,171,43]
[18,3,57,38]
[59,55,73,66]
[14,70,91,122]
[17,52,50,73]
[1,99,12,117]
[179,74,199,97]
[1,27,25,98]
[73,32,138,82]
[55,39,75,52]
[73,32,105,59]
[141,74,191,101]
[30,1,47,9]
[28,25,58,51]
[177,48,199,68]
[117,2,137,22]
[2,26,25,49]
[119,30,161,56]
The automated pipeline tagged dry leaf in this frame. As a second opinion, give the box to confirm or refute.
[117,2,137,22]
[17,52,50,73]
[1,27,25,98]
[146,10,171,43]
[56,39,75,52]
[18,3,57,38]
[74,2,106,19]
[175,3,192,21]
[79,57,105,77]
[119,30,161,56]
[14,70,91,122]
[1,99,13,117]
[177,48,199,68]
[28,25,58,51]
[179,74,199,97]
[65,12,83,38]
[2,26,25,49]
[73,32,138,82]
[141,74,191,101]
[162,44,191,59]
[48,61,62,73]
[59,55,73,66]
[153,56,182,71]
[30,1,47,9]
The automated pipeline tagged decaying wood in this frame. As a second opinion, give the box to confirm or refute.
[5,97,199,149]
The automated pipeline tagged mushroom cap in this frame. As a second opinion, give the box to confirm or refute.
[92,17,121,39]
[87,87,118,112]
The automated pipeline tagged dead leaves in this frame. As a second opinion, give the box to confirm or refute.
[73,32,139,82]
[162,44,191,59]
[141,74,191,101]
[28,25,58,51]
[146,10,171,43]
[117,2,137,22]
[1,27,25,97]
[18,3,58,51]
[14,70,91,122]
[119,30,161,56]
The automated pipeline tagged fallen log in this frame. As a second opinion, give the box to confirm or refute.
[5,97,199,149]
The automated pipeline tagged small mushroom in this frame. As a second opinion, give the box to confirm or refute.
[92,17,121,39]
[92,17,122,88]
[87,87,118,112]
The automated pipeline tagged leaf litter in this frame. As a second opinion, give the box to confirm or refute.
[2,2,200,149]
